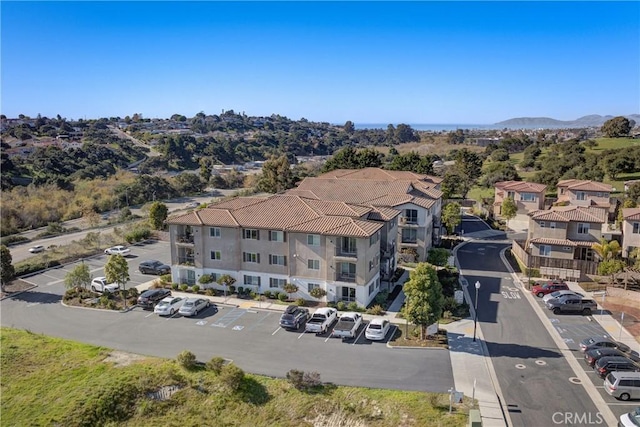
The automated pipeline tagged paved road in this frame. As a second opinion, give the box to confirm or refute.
[1,242,454,392]
[457,217,613,426]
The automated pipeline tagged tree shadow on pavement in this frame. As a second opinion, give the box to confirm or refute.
[447,332,562,359]
[5,290,62,304]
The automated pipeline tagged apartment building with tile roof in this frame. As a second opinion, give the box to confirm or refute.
[493,180,547,217]
[556,179,613,210]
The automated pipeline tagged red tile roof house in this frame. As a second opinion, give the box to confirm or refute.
[493,181,547,218]
[519,206,608,279]
[555,179,613,210]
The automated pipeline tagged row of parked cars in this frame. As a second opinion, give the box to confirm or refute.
[532,281,597,315]
[136,288,212,317]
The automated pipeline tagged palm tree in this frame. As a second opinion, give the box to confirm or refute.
[592,238,624,285]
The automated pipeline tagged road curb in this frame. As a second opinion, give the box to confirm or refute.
[60,300,128,313]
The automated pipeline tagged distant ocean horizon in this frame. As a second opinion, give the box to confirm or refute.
[348,123,566,131]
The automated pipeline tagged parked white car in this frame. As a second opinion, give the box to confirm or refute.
[365,318,391,341]
[104,245,131,256]
[90,277,120,293]
[542,290,583,303]
[154,296,184,316]
[305,307,338,334]
[179,298,210,317]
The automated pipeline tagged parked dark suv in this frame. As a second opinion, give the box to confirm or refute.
[279,306,310,330]
[594,356,640,378]
[139,260,171,275]
[137,288,172,309]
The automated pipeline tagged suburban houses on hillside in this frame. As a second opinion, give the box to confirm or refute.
[166,168,443,307]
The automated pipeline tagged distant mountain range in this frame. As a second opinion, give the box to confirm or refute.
[495,114,640,128]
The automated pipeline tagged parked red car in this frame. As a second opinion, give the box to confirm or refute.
[532,281,569,297]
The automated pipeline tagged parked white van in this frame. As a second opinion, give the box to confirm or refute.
[604,371,640,401]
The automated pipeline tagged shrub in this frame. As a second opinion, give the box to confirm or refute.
[375,290,389,305]
[427,248,450,267]
[199,274,213,284]
[347,302,359,311]
[278,292,288,302]
[124,225,151,243]
[295,298,306,307]
[327,301,337,308]
[180,284,189,292]
[229,285,236,294]
[159,274,172,284]
[149,280,162,289]
[286,369,322,391]
[219,363,245,392]
[250,291,257,299]
[171,283,179,290]
[0,235,29,246]
[191,285,200,293]
[205,288,215,296]
[237,286,244,295]
[336,301,346,311]
[443,310,452,319]
[443,296,458,312]
[309,287,327,299]
[263,289,272,299]
[367,304,385,315]
[206,356,226,374]
[127,288,139,298]
[176,350,197,370]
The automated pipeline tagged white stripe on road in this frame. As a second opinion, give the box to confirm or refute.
[353,324,367,345]
[272,327,281,335]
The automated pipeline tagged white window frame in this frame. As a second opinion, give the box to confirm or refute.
[307,234,320,246]
[269,278,286,288]
[210,250,221,260]
[269,254,286,266]
[209,227,221,238]
[269,230,285,242]
[520,193,535,202]
[242,252,260,263]
[242,229,259,240]
[244,275,260,286]
[307,259,320,270]
[539,245,551,257]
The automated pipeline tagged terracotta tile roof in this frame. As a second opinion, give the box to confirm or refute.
[494,180,547,193]
[623,208,640,221]
[210,197,266,210]
[287,216,383,237]
[366,206,401,221]
[282,189,319,199]
[294,178,415,204]
[531,237,596,247]
[557,179,612,192]
[316,167,443,185]
[530,206,607,223]
[411,186,443,199]
[304,199,372,217]
[167,209,239,227]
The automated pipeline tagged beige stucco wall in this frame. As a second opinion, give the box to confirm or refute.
[622,219,640,257]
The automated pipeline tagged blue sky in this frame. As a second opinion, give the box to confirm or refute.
[2,1,639,124]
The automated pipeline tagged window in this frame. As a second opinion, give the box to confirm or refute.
[307,234,320,246]
[269,278,286,288]
[242,252,260,263]
[563,247,572,251]
[405,209,418,223]
[209,227,221,238]
[577,223,590,234]
[308,259,320,270]
[634,223,640,234]
[368,283,374,296]
[269,230,285,242]
[539,221,546,228]
[340,237,357,254]
[242,229,259,240]
[369,260,374,271]
[507,191,515,199]
[340,262,356,276]
[549,222,556,229]
[576,192,586,201]
[308,283,320,292]
[401,228,417,243]
[539,245,551,257]
[209,272,221,282]
[210,251,221,260]
[520,193,535,202]
[369,232,379,246]
[244,275,260,286]
[269,254,286,266]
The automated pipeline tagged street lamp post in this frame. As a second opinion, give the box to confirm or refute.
[473,281,481,342]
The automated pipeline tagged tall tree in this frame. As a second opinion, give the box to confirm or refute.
[64,262,92,291]
[257,155,294,193]
[403,263,444,340]
[104,254,130,307]
[148,201,168,230]
[592,238,623,285]
[501,196,518,226]
[453,148,483,198]
[441,202,462,235]
[0,245,15,291]
[601,116,632,138]
[218,274,236,299]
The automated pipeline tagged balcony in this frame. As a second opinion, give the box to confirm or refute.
[334,247,357,258]
[399,217,418,226]
[178,256,195,266]
[335,273,356,283]
[176,234,194,245]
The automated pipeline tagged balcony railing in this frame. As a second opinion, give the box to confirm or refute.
[178,256,195,266]
[400,217,418,225]
[335,273,356,283]
[177,235,194,244]
[335,247,357,258]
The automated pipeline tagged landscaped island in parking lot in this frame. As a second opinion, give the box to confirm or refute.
[0,328,469,427]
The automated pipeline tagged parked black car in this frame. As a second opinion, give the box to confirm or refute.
[137,288,172,309]
[584,348,626,368]
[595,356,640,378]
[139,260,171,275]
[279,306,310,330]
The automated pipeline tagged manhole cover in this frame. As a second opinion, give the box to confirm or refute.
[515,364,526,369]
[535,360,547,366]
[569,377,582,384]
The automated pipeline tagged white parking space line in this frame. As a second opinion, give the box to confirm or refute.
[353,324,367,345]
[246,312,271,331]
[166,312,181,321]
[145,312,154,318]
[272,327,281,336]
[297,330,307,339]
[324,329,335,342]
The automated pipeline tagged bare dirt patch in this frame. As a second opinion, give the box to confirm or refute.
[103,350,147,367]
[600,296,640,344]
[0,279,37,299]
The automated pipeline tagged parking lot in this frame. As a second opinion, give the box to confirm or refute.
[2,240,454,393]
[530,294,640,420]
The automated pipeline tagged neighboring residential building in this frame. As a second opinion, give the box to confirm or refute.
[621,208,640,258]
[556,179,613,210]
[493,181,547,217]
[624,180,640,193]
[524,206,607,278]
[286,168,443,262]
[166,194,398,307]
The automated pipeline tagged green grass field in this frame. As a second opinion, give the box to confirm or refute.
[0,328,469,427]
